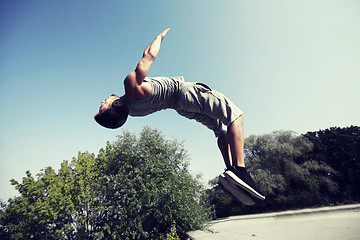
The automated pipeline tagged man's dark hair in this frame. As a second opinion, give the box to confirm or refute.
[94,99,129,129]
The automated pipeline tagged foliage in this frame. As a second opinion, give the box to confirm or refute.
[245,130,339,210]
[0,126,211,239]
[304,126,360,202]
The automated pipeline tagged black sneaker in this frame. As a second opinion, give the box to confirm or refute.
[219,173,255,206]
[224,166,265,200]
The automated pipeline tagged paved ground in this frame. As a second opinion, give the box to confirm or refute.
[187,204,360,240]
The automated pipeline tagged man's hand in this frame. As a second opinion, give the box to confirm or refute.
[143,27,170,61]
[159,27,171,41]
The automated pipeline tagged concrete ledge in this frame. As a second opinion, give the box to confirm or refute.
[212,203,360,223]
[187,203,360,240]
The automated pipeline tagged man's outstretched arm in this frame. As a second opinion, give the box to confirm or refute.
[137,27,170,81]
[125,28,170,93]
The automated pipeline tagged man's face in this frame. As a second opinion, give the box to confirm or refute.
[99,95,120,113]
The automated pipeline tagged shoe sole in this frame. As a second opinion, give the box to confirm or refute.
[224,170,266,200]
[219,174,255,205]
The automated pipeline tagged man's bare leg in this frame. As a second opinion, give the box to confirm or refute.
[217,136,232,169]
[217,115,245,168]
[226,115,245,167]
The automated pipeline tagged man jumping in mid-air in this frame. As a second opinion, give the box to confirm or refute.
[94,28,265,204]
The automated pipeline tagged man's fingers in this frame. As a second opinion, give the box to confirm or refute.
[160,28,170,39]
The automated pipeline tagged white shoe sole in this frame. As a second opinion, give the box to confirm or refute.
[219,174,255,206]
[224,170,266,200]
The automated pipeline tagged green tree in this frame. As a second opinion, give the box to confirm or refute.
[0,200,10,239]
[304,126,360,202]
[0,126,211,239]
[92,127,211,239]
[0,152,98,239]
[245,131,338,210]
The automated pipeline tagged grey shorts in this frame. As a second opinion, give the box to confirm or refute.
[175,82,243,137]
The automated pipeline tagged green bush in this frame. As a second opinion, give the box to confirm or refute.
[0,126,211,239]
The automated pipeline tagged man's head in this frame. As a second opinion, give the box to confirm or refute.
[94,94,129,129]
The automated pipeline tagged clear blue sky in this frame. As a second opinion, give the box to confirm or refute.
[1,0,360,201]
